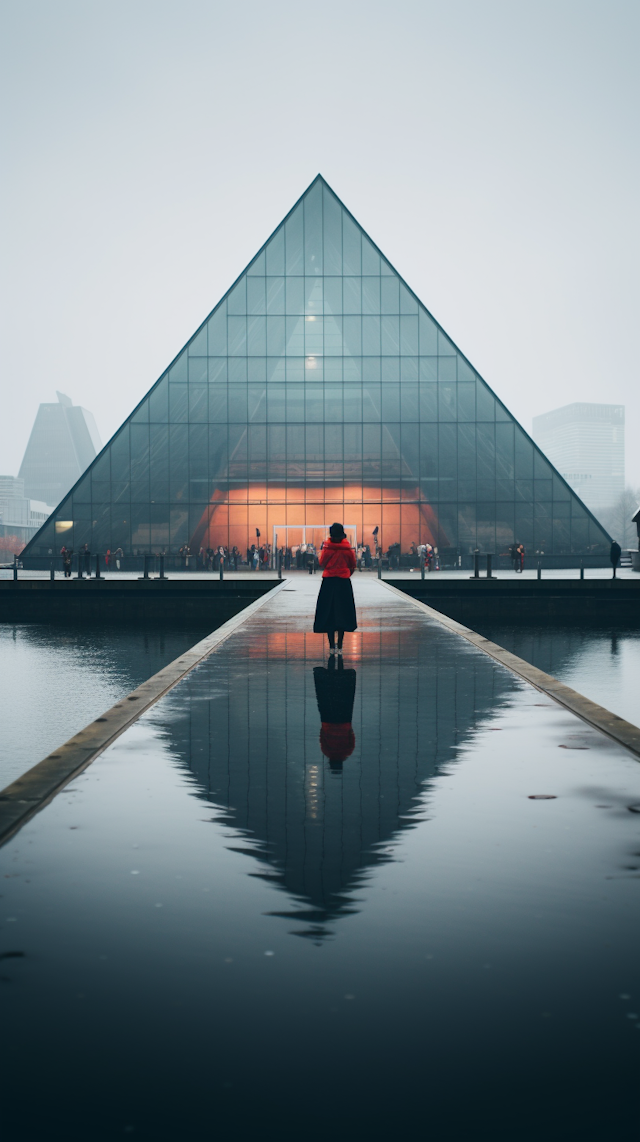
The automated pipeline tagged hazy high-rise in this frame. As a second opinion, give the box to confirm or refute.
[19,392,102,507]
[532,403,624,517]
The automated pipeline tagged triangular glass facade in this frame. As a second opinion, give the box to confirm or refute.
[25,175,610,560]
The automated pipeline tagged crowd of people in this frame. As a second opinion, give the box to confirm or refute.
[54,539,544,576]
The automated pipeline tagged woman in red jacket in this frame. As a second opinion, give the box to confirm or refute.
[313,522,357,654]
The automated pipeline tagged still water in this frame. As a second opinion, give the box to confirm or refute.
[474,622,640,727]
[0,622,214,789]
[2,578,639,1141]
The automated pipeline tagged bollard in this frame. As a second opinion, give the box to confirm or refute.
[485,554,496,579]
[580,562,584,580]
[537,562,542,580]
[50,564,55,581]
[219,561,224,581]
[469,551,480,580]
[95,553,101,579]
[278,553,282,580]
[143,555,150,579]
[13,557,18,581]
[377,559,381,579]
[421,561,425,580]
[158,555,167,580]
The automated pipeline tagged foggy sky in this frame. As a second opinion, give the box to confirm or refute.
[1,0,638,485]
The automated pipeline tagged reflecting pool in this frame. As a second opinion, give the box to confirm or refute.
[1,578,639,1141]
[474,621,640,727]
[0,622,215,788]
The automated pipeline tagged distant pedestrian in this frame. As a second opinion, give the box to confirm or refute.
[515,543,525,573]
[105,549,111,569]
[508,543,518,572]
[610,540,621,578]
[82,543,91,576]
[115,546,124,571]
[62,548,72,578]
[313,523,357,654]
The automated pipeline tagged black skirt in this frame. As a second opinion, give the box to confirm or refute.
[313,576,357,633]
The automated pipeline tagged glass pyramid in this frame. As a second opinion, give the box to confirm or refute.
[25,175,610,562]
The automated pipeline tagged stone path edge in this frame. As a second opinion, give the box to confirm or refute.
[380,580,640,759]
[0,580,287,848]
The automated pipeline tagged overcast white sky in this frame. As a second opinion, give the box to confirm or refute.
[1,0,638,484]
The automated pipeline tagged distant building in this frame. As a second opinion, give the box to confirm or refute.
[0,474,53,550]
[18,391,102,507]
[532,403,624,516]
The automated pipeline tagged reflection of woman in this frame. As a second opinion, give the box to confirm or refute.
[313,523,357,654]
[313,659,356,770]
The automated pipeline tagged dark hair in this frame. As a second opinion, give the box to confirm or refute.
[329,522,346,541]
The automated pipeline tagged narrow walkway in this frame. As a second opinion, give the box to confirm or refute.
[2,574,640,1140]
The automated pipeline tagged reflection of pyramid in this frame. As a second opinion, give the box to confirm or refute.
[159,624,519,937]
[24,175,609,561]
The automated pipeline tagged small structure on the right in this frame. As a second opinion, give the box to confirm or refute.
[632,506,640,571]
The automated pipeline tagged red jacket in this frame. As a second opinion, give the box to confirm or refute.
[319,539,356,578]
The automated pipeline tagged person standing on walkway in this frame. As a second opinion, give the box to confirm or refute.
[62,547,72,577]
[515,543,525,573]
[115,546,124,571]
[82,543,91,577]
[610,539,621,578]
[313,522,357,654]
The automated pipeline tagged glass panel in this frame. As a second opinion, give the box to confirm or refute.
[399,283,418,314]
[266,227,285,276]
[227,279,246,315]
[169,384,188,423]
[188,326,207,356]
[439,384,456,422]
[131,398,148,424]
[247,250,265,276]
[286,276,304,314]
[228,316,246,356]
[266,277,285,315]
[401,384,419,422]
[476,380,495,421]
[382,384,400,422]
[419,310,437,354]
[342,215,361,275]
[400,316,419,355]
[305,277,323,315]
[304,180,323,275]
[381,315,399,355]
[266,315,286,357]
[323,186,342,274]
[381,276,399,313]
[362,236,380,275]
[188,385,208,422]
[247,277,266,315]
[324,277,342,315]
[188,357,207,384]
[169,353,187,385]
[285,202,304,275]
[247,316,267,356]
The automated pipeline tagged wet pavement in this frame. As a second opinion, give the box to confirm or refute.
[2,576,640,1140]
